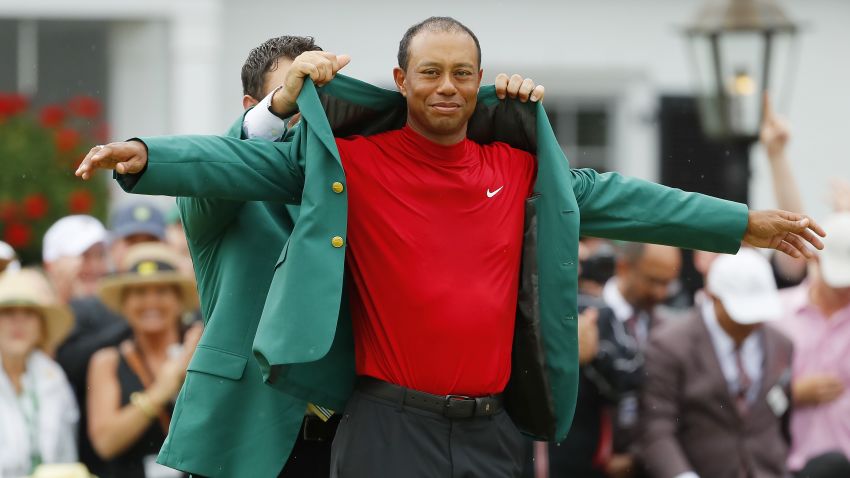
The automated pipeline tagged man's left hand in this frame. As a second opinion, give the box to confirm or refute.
[494,74,544,102]
[743,210,826,258]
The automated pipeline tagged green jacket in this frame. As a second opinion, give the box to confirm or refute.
[121,74,748,448]
[155,118,306,477]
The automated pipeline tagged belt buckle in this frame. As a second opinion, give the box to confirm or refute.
[444,394,475,418]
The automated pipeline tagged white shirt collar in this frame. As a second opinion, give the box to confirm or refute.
[603,278,634,323]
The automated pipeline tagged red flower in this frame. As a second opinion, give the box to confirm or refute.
[0,93,28,117]
[40,104,66,128]
[0,201,17,222]
[3,223,32,249]
[23,194,49,220]
[69,189,94,214]
[0,94,11,117]
[68,95,101,118]
[10,94,27,115]
[55,128,81,152]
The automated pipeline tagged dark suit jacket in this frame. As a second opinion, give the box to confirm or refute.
[639,312,793,478]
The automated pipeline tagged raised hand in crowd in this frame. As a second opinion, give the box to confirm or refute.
[759,92,805,215]
[760,92,791,160]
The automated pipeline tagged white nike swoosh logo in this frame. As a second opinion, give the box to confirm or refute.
[486,186,504,198]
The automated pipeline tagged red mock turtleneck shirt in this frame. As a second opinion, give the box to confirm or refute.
[336,125,536,396]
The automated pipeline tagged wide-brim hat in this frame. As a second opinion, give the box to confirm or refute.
[0,269,74,351]
[98,242,199,314]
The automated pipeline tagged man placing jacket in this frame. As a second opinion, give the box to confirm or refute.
[160,33,546,477]
[155,35,322,478]
[77,16,824,478]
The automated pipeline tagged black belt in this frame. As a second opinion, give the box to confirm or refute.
[357,376,503,419]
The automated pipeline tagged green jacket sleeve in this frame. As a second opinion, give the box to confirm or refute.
[116,134,304,203]
[176,113,262,247]
[572,168,749,253]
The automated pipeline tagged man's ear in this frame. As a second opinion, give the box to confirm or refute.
[242,95,259,110]
[393,67,407,97]
[477,68,483,85]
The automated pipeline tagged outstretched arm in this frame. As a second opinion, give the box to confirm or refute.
[76,136,305,203]
[573,169,824,258]
[77,53,352,200]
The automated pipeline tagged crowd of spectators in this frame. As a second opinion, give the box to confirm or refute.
[522,100,850,478]
[0,202,199,478]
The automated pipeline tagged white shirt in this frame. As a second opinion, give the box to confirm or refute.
[241,88,288,141]
[0,351,79,478]
[701,299,764,404]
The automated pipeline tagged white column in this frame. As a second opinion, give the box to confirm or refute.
[167,0,223,135]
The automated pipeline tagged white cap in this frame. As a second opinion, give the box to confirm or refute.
[819,213,850,288]
[707,248,781,325]
[42,215,107,263]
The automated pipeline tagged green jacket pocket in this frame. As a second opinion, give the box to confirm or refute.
[187,345,248,380]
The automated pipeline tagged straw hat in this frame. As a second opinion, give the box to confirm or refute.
[98,242,198,313]
[0,268,74,351]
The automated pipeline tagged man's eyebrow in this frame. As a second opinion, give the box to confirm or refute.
[416,61,477,69]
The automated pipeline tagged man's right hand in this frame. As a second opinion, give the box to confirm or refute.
[75,141,149,180]
[270,51,351,118]
[793,374,845,406]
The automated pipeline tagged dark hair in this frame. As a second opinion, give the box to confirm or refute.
[397,16,481,71]
[241,36,322,100]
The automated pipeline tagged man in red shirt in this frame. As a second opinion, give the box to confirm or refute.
[78,16,825,478]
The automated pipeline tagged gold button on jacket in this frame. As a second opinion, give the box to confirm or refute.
[331,236,344,248]
[332,182,344,194]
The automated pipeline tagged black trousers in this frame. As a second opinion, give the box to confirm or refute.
[330,390,525,478]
